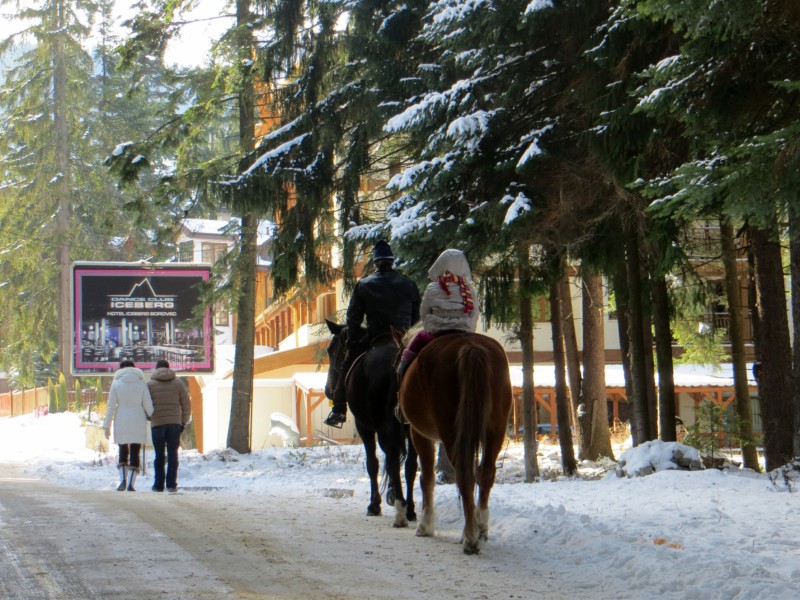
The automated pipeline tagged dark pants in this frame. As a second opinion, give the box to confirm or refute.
[119,444,142,471]
[151,424,182,490]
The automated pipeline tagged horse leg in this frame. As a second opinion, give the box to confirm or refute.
[412,431,436,537]
[379,436,409,529]
[404,428,418,522]
[362,434,382,516]
[459,458,480,555]
[476,433,503,542]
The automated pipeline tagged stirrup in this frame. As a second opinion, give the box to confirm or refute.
[324,411,346,428]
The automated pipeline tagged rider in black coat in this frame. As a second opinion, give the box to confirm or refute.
[325,240,420,427]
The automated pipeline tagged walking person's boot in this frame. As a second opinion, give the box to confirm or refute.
[117,466,127,491]
[127,469,137,492]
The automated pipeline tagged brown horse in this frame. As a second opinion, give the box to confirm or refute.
[394,330,512,554]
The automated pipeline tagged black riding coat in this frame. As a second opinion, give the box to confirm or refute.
[346,267,421,347]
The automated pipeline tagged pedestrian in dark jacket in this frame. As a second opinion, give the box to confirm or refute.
[325,240,421,427]
[147,359,191,493]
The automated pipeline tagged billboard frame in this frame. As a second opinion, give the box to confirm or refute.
[72,261,214,375]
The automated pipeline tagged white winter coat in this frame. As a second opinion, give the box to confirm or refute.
[420,249,479,334]
[103,367,153,444]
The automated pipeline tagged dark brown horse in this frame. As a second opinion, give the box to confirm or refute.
[394,330,512,554]
[325,320,417,527]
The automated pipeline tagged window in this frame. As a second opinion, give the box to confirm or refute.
[201,242,227,265]
[177,241,194,262]
[214,303,229,327]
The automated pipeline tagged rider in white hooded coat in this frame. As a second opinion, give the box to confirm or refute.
[397,249,478,380]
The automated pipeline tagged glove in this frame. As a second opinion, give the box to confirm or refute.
[180,424,186,433]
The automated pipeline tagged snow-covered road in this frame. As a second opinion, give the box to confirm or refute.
[0,463,568,600]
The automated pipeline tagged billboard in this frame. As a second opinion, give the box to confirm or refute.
[73,263,213,374]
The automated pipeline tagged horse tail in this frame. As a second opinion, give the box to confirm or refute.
[453,344,491,493]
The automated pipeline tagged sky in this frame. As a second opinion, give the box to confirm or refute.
[0,1,230,68]
[1,411,799,599]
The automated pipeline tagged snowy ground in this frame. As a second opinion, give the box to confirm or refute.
[1,412,799,599]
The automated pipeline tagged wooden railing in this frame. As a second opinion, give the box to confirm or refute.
[0,388,109,418]
[0,386,50,418]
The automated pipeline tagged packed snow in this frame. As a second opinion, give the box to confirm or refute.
[1,412,799,599]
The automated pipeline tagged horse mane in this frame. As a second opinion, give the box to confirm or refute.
[401,324,423,347]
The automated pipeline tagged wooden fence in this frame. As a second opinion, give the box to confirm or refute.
[0,388,104,418]
[0,386,50,418]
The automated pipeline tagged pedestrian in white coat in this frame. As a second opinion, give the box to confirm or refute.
[104,359,154,491]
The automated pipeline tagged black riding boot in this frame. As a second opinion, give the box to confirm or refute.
[395,352,416,424]
[396,351,417,384]
[325,350,355,428]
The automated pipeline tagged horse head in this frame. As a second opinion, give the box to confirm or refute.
[324,319,346,399]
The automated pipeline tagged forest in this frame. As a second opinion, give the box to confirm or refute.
[0,0,798,471]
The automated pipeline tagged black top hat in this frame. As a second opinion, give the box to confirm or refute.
[373,240,394,262]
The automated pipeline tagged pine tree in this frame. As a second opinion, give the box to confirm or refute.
[623,0,800,468]
[0,0,179,385]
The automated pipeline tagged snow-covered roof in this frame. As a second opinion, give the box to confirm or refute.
[509,363,756,389]
[182,218,275,245]
[292,372,329,392]
[290,364,752,394]
[183,218,233,236]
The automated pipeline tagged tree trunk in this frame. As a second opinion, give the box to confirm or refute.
[720,220,759,470]
[789,205,800,457]
[518,246,539,481]
[624,233,652,445]
[789,208,800,458]
[227,0,257,453]
[642,309,659,440]
[750,224,794,470]
[558,273,582,437]
[613,269,636,444]
[54,0,72,389]
[549,280,577,475]
[582,274,613,460]
[651,275,676,442]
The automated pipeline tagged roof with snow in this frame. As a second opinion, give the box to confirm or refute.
[291,364,753,393]
[182,218,275,245]
[509,363,756,389]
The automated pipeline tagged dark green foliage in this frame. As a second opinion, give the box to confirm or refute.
[0,0,172,384]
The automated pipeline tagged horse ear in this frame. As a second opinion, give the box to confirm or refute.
[325,319,343,334]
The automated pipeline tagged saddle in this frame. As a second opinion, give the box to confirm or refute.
[343,332,397,387]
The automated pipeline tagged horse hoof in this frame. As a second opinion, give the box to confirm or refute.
[367,507,381,516]
[407,511,417,522]
[415,525,433,537]
[463,544,481,555]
